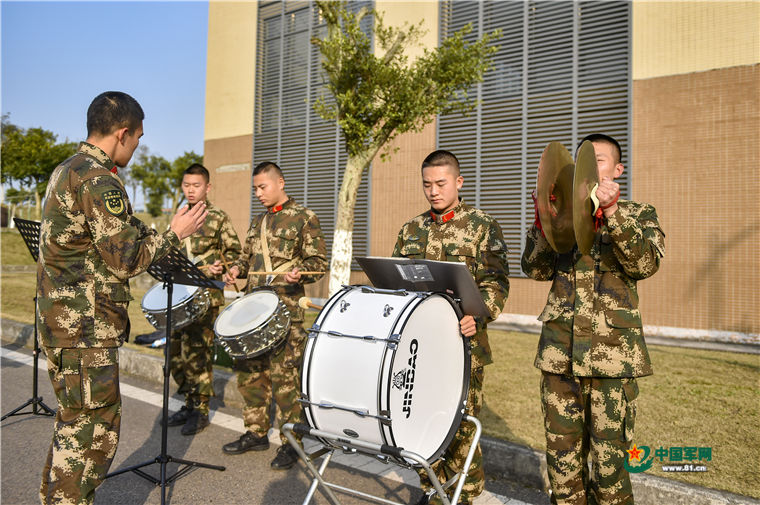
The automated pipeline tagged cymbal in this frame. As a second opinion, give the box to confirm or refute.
[537,142,575,253]
[573,140,599,255]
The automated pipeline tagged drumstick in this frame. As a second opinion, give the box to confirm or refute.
[218,255,240,293]
[298,296,324,311]
[249,271,325,276]
[197,259,240,293]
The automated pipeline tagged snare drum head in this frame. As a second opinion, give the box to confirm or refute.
[215,290,280,337]
[141,283,199,311]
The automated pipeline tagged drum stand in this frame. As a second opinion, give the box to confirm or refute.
[1,219,56,422]
[282,415,482,505]
[106,250,225,505]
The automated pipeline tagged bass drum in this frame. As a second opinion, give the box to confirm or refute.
[300,286,469,465]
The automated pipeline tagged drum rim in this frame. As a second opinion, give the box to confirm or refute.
[381,291,470,465]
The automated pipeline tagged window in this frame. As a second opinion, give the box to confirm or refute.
[439,1,631,275]
[253,1,373,267]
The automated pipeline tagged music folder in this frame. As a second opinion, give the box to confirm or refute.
[356,256,490,318]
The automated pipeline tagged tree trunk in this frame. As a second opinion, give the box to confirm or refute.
[34,191,41,220]
[328,152,373,295]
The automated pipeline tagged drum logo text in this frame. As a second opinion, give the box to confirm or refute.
[393,338,419,419]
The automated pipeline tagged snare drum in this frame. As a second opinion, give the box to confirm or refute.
[141,283,210,331]
[300,286,469,465]
[214,289,291,359]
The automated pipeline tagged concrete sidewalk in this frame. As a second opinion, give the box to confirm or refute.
[2,317,756,505]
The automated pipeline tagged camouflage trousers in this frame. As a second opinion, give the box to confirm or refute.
[418,366,485,505]
[233,324,307,444]
[540,372,639,505]
[169,306,219,415]
[40,347,121,505]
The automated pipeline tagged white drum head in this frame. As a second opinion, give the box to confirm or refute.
[215,290,279,337]
[141,283,198,311]
[386,294,465,461]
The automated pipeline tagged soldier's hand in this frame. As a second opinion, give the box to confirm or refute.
[170,202,207,240]
[207,260,223,276]
[284,267,302,284]
[459,315,476,337]
[597,177,620,217]
[224,265,240,285]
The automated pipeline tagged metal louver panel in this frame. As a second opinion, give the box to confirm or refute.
[438,0,631,277]
[252,1,373,268]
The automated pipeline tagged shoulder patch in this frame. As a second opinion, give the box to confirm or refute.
[102,189,126,216]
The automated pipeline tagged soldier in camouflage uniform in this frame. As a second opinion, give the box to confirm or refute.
[521,134,665,505]
[36,91,207,505]
[393,150,510,505]
[222,161,327,470]
[166,163,241,435]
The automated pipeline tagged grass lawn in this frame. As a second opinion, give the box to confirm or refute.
[2,232,758,498]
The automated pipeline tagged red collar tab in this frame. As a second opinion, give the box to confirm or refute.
[110,167,118,175]
[269,204,284,213]
[430,209,455,224]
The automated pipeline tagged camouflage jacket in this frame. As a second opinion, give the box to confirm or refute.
[180,201,241,307]
[392,199,510,368]
[521,199,665,377]
[233,198,327,322]
[37,142,180,348]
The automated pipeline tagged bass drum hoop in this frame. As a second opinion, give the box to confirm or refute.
[382,291,470,465]
[214,287,291,359]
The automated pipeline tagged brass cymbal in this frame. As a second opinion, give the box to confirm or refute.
[573,140,600,255]
[537,142,575,253]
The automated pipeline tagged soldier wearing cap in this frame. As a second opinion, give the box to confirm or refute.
[166,163,241,435]
[522,133,665,505]
[393,150,509,505]
[222,161,327,470]
[37,91,207,505]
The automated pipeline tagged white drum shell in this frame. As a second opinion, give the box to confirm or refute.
[301,287,468,464]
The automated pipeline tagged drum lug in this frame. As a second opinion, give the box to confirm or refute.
[307,324,320,338]
[379,410,392,426]
[386,333,401,350]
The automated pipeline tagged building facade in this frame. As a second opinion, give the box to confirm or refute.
[204,0,759,340]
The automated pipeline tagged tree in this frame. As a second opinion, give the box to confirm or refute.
[1,116,76,218]
[312,1,499,294]
[129,147,171,217]
[128,147,203,216]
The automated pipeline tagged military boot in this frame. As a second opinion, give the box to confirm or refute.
[167,405,193,427]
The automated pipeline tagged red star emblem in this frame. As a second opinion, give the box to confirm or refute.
[627,444,643,462]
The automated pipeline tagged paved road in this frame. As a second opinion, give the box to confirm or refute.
[2,345,542,505]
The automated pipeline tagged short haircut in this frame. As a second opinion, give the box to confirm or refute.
[253,161,284,179]
[421,149,460,176]
[183,163,210,183]
[578,133,623,164]
[87,91,144,137]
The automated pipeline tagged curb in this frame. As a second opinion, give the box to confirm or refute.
[490,315,760,354]
[2,318,757,505]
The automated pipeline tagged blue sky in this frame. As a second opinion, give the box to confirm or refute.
[1,1,208,162]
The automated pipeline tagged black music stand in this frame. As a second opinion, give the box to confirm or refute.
[105,248,225,504]
[1,218,56,421]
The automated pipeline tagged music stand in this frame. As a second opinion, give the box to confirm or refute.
[1,218,56,421]
[356,256,491,318]
[105,248,225,504]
